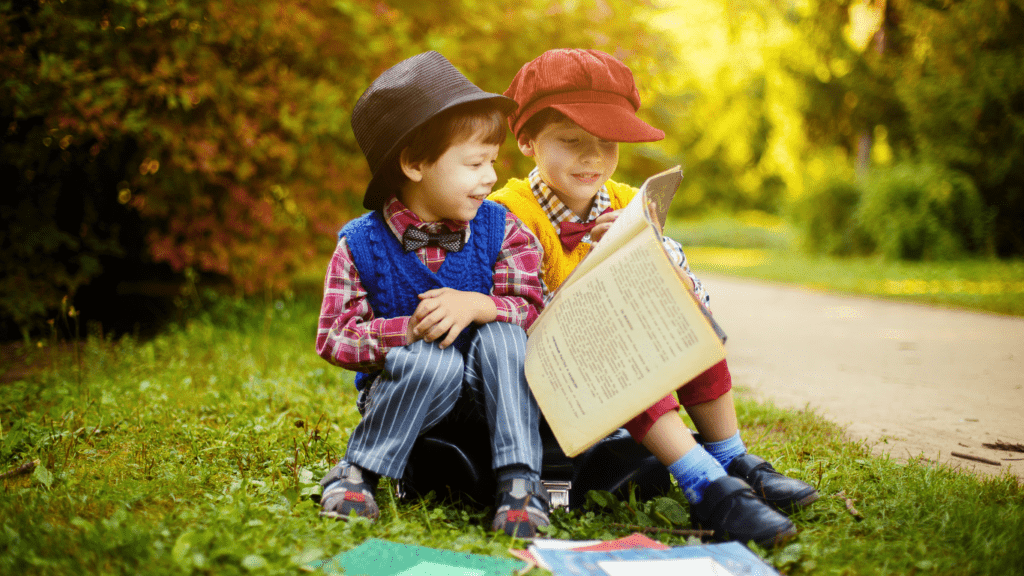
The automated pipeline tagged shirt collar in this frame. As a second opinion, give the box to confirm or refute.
[382,196,470,242]
[528,167,610,230]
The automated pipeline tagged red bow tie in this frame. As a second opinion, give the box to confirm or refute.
[558,208,612,251]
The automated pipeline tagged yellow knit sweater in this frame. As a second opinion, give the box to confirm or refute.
[489,178,637,292]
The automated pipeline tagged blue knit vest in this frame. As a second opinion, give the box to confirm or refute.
[340,200,507,389]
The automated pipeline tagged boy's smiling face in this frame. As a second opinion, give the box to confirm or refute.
[400,131,500,223]
[518,118,619,218]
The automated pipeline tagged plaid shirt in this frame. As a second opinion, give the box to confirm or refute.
[316,196,545,373]
[528,168,711,307]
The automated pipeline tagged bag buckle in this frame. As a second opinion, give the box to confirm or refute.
[542,480,572,511]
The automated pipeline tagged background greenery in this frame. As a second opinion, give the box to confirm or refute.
[2,290,1022,575]
[3,0,1024,336]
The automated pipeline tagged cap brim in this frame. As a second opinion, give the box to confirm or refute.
[363,93,517,210]
[550,102,665,143]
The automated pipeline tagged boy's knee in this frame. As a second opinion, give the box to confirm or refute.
[382,339,464,393]
[472,322,527,360]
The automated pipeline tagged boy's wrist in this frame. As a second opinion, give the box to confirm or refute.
[469,292,498,325]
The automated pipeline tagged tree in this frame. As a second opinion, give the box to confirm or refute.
[1,0,670,335]
[780,0,1024,256]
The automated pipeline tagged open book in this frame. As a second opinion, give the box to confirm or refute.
[525,166,727,457]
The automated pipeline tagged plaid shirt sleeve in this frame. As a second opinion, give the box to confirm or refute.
[491,212,545,330]
[315,237,410,373]
[662,236,712,309]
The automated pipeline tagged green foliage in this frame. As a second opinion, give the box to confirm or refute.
[664,211,794,251]
[2,292,1023,574]
[781,0,1024,256]
[0,0,671,334]
[684,233,1024,316]
[887,0,1024,256]
[856,162,994,261]
[794,176,874,256]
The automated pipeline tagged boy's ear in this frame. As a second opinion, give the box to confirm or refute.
[399,149,424,182]
[517,136,536,158]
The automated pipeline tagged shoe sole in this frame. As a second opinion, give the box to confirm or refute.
[760,525,798,548]
[319,509,380,522]
[795,491,820,508]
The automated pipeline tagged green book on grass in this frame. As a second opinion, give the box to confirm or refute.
[306,538,526,576]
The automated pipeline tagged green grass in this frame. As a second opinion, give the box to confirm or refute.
[2,292,1022,575]
[665,214,1024,317]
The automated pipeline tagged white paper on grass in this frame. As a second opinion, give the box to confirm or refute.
[597,557,736,576]
[527,539,602,570]
[393,561,486,576]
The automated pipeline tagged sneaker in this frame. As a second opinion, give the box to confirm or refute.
[317,462,380,521]
[491,478,550,538]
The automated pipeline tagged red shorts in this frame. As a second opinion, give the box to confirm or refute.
[622,358,732,442]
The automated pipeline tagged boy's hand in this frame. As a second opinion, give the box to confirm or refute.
[408,288,497,349]
[588,209,622,243]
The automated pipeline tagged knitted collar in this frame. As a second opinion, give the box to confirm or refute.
[528,167,611,232]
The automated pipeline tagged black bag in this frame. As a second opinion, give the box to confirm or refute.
[401,415,671,510]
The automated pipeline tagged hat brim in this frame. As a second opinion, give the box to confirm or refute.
[362,93,517,210]
[549,102,665,143]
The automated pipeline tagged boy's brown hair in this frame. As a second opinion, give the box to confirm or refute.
[516,108,571,144]
[375,99,508,195]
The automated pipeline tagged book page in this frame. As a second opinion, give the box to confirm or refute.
[641,166,683,230]
[556,192,647,294]
[598,558,735,576]
[524,224,726,456]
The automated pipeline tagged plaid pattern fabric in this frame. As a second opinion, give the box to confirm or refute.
[317,197,544,373]
[528,168,610,244]
[528,168,710,307]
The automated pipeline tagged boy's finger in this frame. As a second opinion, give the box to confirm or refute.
[594,209,621,224]
[438,323,464,349]
[412,310,440,336]
[426,318,453,345]
[590,222,612,242]
[418,287,452,299]
[412,299,439,321]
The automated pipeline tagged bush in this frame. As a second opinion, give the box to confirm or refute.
[856,162,994,261]
[795,176,873,257]
[0,0,671,336]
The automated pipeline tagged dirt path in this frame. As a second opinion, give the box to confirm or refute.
[701,273,1024,482]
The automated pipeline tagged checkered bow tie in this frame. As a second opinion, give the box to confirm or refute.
[401,226,465,252]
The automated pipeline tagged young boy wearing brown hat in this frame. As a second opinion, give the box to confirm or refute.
[315,51,550,538]
[489,48,818,547]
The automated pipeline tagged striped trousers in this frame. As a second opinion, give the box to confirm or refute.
[344,321,543,479]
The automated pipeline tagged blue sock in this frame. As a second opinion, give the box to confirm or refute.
[668,446,727,504]
[703,431,747,470]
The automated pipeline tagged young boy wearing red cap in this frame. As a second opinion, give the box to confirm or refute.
[489,49,818,547]
[315,51,550,538]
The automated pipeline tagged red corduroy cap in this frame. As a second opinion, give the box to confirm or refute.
[504,49,665,143]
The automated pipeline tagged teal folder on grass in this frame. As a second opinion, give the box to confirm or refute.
[307,538,526,576]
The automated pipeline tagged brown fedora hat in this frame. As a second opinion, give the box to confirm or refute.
[352,51,517,210]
